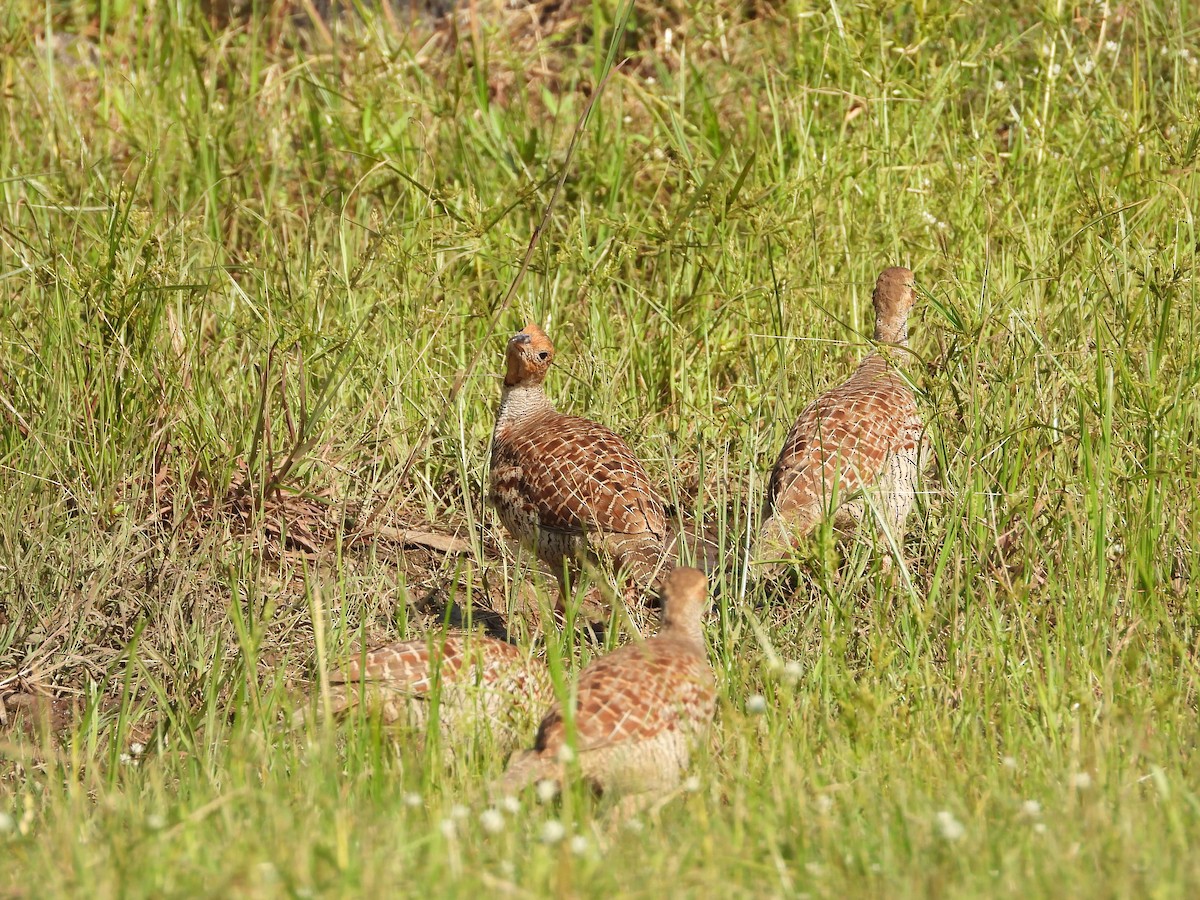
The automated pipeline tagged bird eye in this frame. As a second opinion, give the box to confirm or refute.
[537,351,550,361]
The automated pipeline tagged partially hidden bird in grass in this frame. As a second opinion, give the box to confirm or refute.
[489,323,672,613]
[756,266,926,574]
[495,566,716,816]
[296,634,550,754]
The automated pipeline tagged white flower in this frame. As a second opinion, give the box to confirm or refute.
[815,794,834,814]
[993,80,1006,92]
[556,744,575,764]
[439,818,456,839]
[0,812,14,833]
[935,810,965,842]
[782,660,803,683]
[1020,799,1042,818]
[746,694,768,715]
[1033,822,1047,834]
[536,780,559,804]
[623,115,632,124]
[682,776,702,793]
[449,804,469,820]
[1069,771,1092,790]
[1105,40,1119,54]
[130,742,145,757]
[480,809,505,834]
[663,28,673,53]
[146,813,166,831]
[500,795,521,815]
[1049,63,1062,78]
[1040,43,1053,57]
[1079,57,1096,76]
[570,834,589,856]
[540,820,566,844]
[403,792,423,808]
[1002,756,1017,770]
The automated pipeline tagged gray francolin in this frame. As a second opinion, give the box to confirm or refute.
[757,267,925,567]
[496,567,716,811]
[489,323,670,608]
[301,635,550,752]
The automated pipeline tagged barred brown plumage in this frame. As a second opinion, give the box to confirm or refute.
[496,567,716,811]
[757,267,926,568]
[488,323,670,608]
[299,635,550,753]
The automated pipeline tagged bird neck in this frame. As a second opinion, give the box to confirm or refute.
[660,613,705,652]
[494,382,554,430]
[873,318,908,346]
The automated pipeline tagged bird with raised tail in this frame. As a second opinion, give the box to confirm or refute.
[299,635,550,753]
[496,566,716,812]
[488,323,670,609]
[757,267,926,568]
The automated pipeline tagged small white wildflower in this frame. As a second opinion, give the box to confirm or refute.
[1033,822,1047,834]
[480,809,505,834]
[1069,771,1093,790]
[663,27,673,53]
[146,813,166,831]
[624,818,645,833]
[1041,43,1053,56]
[500,795,521,815]
[921,210,939,226]
[569,834,589,856]
[449,804,469,820]
[782,660,803,683]
[623,115,632,124]
[1002,756,1018,770]
[1105,40,1119,54]
[0,812,15,833]
[682,775,702,793]
[556,744,575,764]
[993,80,1006,92]
[1020,799,1042,818]
[935,810,966,842]
[646,76,657,85]
[540,820,566,844]
[119,753,132,764]
[1079,57,1096,76]
[129,742,145,757]
[1049,63,1062,78]
[439,818,457,839]
[746,694,768,715]
[815,794,834,814]
[403,792,423,808]
[535,780,559,804]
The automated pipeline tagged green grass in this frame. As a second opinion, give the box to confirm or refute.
[2,0,1200,894]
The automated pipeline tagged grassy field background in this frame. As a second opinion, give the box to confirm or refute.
[2,0,1199,894]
